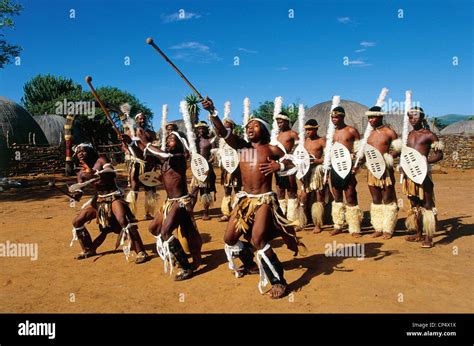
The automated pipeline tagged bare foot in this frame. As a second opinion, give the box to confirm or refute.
[405,233,423,242]
[75,251,96,260]
[219,215,230,222]
[313,226,322,234]
[269,283,287,299]
[135,251,149,264]
[421,236,433,248]
[330,228,343,236]
[382,233,392,240]
[370,231,383,238]
[202,214,211,221]
[174,269,193,281]
[351,233,362,238]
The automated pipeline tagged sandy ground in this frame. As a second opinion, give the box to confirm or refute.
[0,167,473,313]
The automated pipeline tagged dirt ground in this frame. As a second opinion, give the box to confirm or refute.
[0,167,473,313]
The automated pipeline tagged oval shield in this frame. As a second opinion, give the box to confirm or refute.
[220,143,240,174]
[364,144,386,179]
[330,142,352,179]
[293,145,311,180]
[139,170,162,187]
[400,146,428,185]
[191,153,210,182]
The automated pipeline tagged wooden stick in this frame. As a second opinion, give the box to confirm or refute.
[85,76,122,138]
[146,37,204,101]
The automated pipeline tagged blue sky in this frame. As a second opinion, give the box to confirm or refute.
[0,0,472,129]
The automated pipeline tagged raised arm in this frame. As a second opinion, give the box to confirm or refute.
[202,97,246,150]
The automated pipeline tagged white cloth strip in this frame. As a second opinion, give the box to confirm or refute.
[256,243,280,294]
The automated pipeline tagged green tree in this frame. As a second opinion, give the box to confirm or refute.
[185,93,200,124]
[431,117,447,130]
[252,100,302,126]
[21,74,153,146]
[21,74,83,115]
[0,0,23,68]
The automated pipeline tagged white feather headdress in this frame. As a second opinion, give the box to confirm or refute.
[402,90,412,146]
[161,104,168,150]
[355,87,389,165]
[322,95,340,172]
[271,96,283,141]
[298,104,306,144]
[243,97,250,141]
[223,101,231,120]
[180,100,197,154]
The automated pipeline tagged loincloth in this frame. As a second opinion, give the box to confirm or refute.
[402,173,434,202]
[302,164,324,192]
[129,157,146,179]
[94,190,126,229]
[330,168,355,190]
[367,168,394,188]
[231,191,305,256]
[161,195,200,255]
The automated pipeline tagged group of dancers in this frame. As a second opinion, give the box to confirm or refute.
[67,88,444,299]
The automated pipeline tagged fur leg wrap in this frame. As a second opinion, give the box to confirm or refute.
[331,201,345,230]
[422,208,437,237]
[125,191,138,215]
[382,202,398,235]
[298,202,308,227]
[144,190,158,217]
[346,205,362,234]
[256,244,285,294]
[286,198,298,222]
[311,202,325,228]
[221,195,232,217]
[370,203,384,232]
[200,193,213,209]
[278,199,287,216]
[406,207,421,232]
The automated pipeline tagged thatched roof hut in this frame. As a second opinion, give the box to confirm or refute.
[0,96,48,147]
[440,120,474,136]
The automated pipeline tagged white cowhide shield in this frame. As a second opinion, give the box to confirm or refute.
[330,142,352,179]
[400,146,428,185]
[191,152,210,182]
[293,145,311,180]
[139,170,161,187]
[220,143,240,174]
[364,144,386,179]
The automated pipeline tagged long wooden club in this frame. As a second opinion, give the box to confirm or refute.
[146,37,204,101]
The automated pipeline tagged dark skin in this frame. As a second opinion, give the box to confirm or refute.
[404,112,443,246]
[300,127,326,233]
[365,116,399,239]
[196,125,217,220]
[222,121,242,196]
[129,132,202,271]
[330,114,361,237]
[72,148,139,255]
[122,115,157,218]
[275,119,299,199]
[204,97,290,299]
